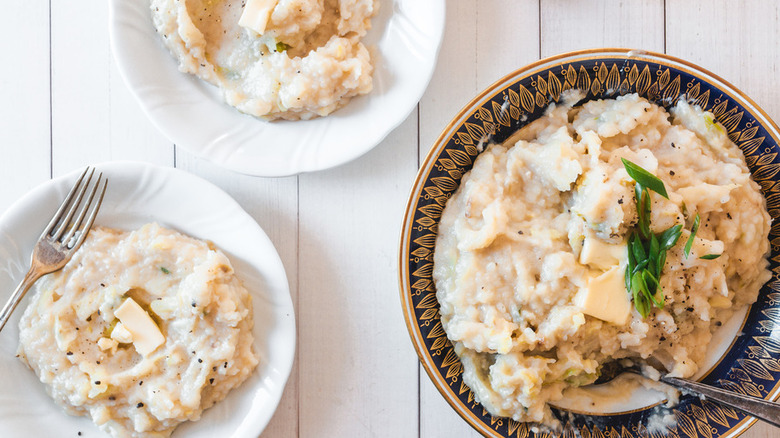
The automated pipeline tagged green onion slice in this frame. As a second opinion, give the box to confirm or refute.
[631,271,651,318]
[649,234,660,266]
[658,224,683,250]
[655,251,667,279]
[631,235,646,262]
[622,158,669,199]
[684,213,701,258]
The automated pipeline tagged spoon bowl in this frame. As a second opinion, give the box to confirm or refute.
[591,359,780,428]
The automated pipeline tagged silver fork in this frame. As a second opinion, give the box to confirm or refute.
[0,167,107,333]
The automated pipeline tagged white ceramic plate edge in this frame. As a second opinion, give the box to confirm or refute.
[108,1,445,176]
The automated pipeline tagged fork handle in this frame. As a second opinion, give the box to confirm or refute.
[662,376,780,429]
[0,269,42,333]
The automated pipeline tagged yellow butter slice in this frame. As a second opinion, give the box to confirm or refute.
[114,297,164,356]
[579,236,626,270]
[238,0,278,35]
[574,265,631,326]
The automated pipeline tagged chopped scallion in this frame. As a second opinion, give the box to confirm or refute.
[658,224,683,250]
[622,158,669,199]
[700,253,721,260]
[684,214,700,258]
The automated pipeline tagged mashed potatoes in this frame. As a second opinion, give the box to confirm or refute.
[151,0,376,120]
[432,93,771,424]
[17,223,258,437]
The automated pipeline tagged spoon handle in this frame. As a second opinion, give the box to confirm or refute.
[662,376,780,429]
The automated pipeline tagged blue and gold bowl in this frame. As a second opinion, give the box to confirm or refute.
[399,48,780,438]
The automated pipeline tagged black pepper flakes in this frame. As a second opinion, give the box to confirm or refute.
[67,351,73,356]
[192,301,197,308]
[109,396,116,401]
[209,378,215,384]
[669,170,675,176]
[95,381,101,385]
[137,402,144,408]
[198,358,203,363]
[139,381,144,386]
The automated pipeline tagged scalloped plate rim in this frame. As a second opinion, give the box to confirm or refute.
[108,0,445,177]
[0,161,296,437]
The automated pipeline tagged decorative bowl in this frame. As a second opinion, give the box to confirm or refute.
[399,48,780,438]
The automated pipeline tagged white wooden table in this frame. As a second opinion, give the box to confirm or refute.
[2,1,778,437]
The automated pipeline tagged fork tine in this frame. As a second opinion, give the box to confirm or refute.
[40,167,90,239]
[68,177,107,252]
[62,172,104,247]
[51,168,95,242]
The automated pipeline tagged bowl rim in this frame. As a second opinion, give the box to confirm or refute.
[398,47,780,438]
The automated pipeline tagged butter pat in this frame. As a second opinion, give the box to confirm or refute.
[709,295,731,309]
[110,321,134,344]
[574,266,631,326]
[579,236,626,270]
[98,337,119,351]
[238,0,278,35]
[114,297,165,356]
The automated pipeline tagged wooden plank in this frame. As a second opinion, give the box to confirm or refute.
[667,4,780,437]
[50,0,110,173]
[50,0,172,174]
[174,153,300,438]
[297,115,419,437]
[666,0,780,124]
[417,1,539,436]
[418,0,479,158]
[540,0,665,56]
[0,0,50,210]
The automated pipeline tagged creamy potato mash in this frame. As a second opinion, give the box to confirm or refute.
[433,93,771,424]
[17,223,258,437]
[151,0,376,120]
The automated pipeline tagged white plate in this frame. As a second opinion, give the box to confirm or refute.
[0,162,295,437]
[109,0,445,177]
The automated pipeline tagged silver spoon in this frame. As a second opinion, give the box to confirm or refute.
[594,360,780,428]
